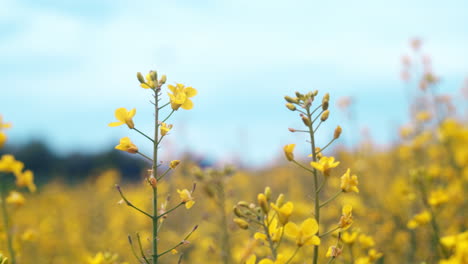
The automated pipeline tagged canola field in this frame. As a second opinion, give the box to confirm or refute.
[0,41,467,264]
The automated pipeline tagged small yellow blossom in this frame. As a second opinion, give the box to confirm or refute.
[340,168,359,193]
[326,246,342,258]
[171,249,178,255]
[108,107,136,129]
[310,156,340,176]
[358,234,375,248]
[283,144,295,162]
[177,189,195,209]
[0,132,6,148]
[428,189,449,206]
[368,249,383,261]
[407,210,431,229]
[167,83,197,110]
[270,202,294,225]
[160,122,173,136]
[6,191,26,206]
[284,218,321,247]
[115,137,138,154]
[0,154,24,176]
[338,205,353,230]
[169,160,180,169]
[254,218,282,242]
[342,231,359,244]
[0,115,12,130]
[16,169,36,192]
[138,71,158,89]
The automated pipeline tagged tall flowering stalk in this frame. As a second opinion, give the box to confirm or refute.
[283,91,359,264]
[110,71,198,264]
[0,116,37,264]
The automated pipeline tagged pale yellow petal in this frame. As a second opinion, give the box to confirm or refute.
[129,108,136,118]
[185,87,198,97]
[108,121,124,127]
[284,222,299,237]
[301,218,319,236]
[181,99,194,110]
[114,108,128,122]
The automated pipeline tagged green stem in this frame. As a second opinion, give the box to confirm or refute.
[320,138,336,153]
[292,160,315,174]
[157,203,184,220]
[285,246,300,264]
[161,110,175,124]
[156,168,171,181]
[319,226,340,238]
[152,90,160,264]
[158,102,171,110]
[116,186,153,219]
[263,221,278,260]
[158,226,198,258]
[0,181,16,264]
[306,107,320,264]
[137,233,151,264]
[137,151,154,162]
[133,127,155,143]
[128,235,144,264]
[320,191,343,208]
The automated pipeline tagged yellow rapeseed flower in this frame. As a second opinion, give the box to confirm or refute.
[108,107,136,129]
[0,132,6,148]
[358,234,375,248]
[169,160,180,169]
[160,122,173,136]
[284,218,320,247]
[407,210,431,229]
[16,170,36,193]
[167,83,197,110]
[270,202,294,225]
[0,154,24,176]
[254,218,282,242]
[340,168,359,193]
[428,189,449,206]
[310,156,340,176]
[138,71,157,89]
[6,191,26,206]
[342,231,359,244]
[283,144,295,161]
[338,205,353,230]
[258,254,287,264]
[115,137,138,154]
[177,189,195,209]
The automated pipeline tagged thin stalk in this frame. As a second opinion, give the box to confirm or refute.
[116,186,153,219]
[158,102,170,110]
[319,138,337,153]
[320,191,343,208]
[218,183,232,264]
[137,233,151,264]
[285,246,300,264]
[157,203,184,220]
[0,182,16,264]
[292,160,315,174]
[161,110,175,124]
[137,152,154,162]
[262,221,278,260]
[306,107,320,264]
[152,89,160,264]
[158,226,198,258]
[128,235,143,264]
[156,168,171,181]
[319,226,340,238]
[133,127,155,143]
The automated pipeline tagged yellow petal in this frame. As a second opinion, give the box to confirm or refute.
[254,232,267,241]
[304,235,321,246]
[167,84,177,93]
[258,259,274,264]
[115,108,128,122]
[301,218,318,236]
[284,222,299,237]
[181,99,194,110]
[129,108,136,118]
[108,121,124,127]
[185,87,197,97]
[140,83,152,89]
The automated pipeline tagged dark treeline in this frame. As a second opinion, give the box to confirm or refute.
[0,140,148,185]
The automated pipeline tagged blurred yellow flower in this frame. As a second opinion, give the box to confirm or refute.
[338,205,353,230]
[342,231,359,244]
[6,191,25,206]
[16,169,36,192]
[115,137,138,154]
[177,189,195,209]
[340,168,359,193]
[310,156,340,176]
[0,132,6,148]
[358,234,375,248]
[326,246,342,258]
[0,115,12,130]
[428,189,449,206]
[284,218,320,247]
[258,254,287,264]
[368,249,383,261]
[169,160,180,169]
[270,201,294,225]
[108,107,136,129]
[160,122,173,136]
[283,144,295,162]
[407,210,431,229]
[0,154,24,176]
[254,218,282,242]
[167,83,197,110]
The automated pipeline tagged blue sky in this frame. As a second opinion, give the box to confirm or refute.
[1,0,467,166]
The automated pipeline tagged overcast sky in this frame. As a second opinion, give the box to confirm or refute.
[1,0,467,166]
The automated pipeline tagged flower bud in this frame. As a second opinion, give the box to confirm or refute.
[257,193,269,214]
[169,160,180,169]
[275,193,285,207]
[313,90,318,96]
[284,96,298,104]
[233,206,243,217]
[295,91,303,98]
[234,218,249,229]
[323,93,330,102]
[321,110,330,122]
[264,186,271,201]
[334,126,342,139]
[286,103,296,111]
[150,71,158,82]
[322,100,329,110]
[137,72,145,83]
[159,74,167,85]
[237,201,250,208]
[288,128,296,133]
[301,115,312,126]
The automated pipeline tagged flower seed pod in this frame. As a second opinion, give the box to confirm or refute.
[234,218,249,229]
[286,103,296,111]
[334,125,342,139]
[137,72,145,83]
[321,110,330,122]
